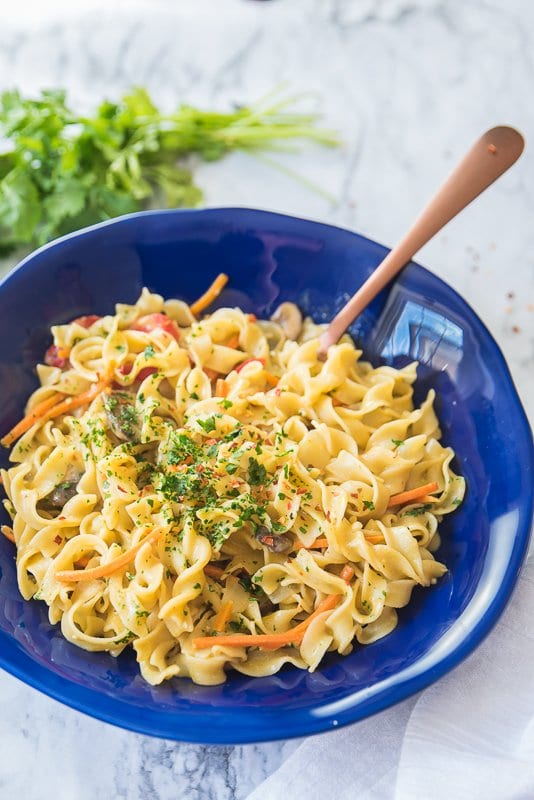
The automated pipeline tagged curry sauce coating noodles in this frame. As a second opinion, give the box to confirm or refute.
[1,287,465,686]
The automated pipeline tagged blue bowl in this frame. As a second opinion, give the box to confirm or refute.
[0,208,532,744]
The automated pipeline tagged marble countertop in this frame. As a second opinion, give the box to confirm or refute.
[0,1,532,797]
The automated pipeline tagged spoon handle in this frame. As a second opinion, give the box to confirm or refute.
[319,126,525,354]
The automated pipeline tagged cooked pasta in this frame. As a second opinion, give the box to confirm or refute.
[0,281,465,686]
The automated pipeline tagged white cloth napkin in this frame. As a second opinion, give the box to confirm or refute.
[247,554,534,800]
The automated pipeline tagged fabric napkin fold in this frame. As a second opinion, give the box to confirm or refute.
[247,555,534,800]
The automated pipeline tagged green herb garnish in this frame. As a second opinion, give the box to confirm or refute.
[0,87,338,253]
[247,457,267,486]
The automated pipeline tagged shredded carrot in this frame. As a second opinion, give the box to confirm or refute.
[263,371,280,387]
[214,600,234,632]
[1,392,65,447]
[1,525,15,544]
[56,527,162,582]
[190,273,229,316]
[40,377,110,426]
[294,537,329,550]
[225,334,240,349]
[215,378,229,398]
[340,565,355,584]
[193,593,340,651]
[387,481,439,508]
[204,564,225,579]
[364,533,385,545]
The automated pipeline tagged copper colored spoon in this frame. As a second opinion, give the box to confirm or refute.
[318,126,525,356]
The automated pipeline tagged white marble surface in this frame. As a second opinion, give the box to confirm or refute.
[0,1,532,798]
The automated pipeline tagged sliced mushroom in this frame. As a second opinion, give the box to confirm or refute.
[270,302,303,340]
[47,467,83,508]
[255,525,292,553]
[104,391,141,442]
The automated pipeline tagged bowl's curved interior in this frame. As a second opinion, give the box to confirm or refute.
[0,208,531,744]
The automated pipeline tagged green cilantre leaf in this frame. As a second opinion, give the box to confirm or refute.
[362,500,375,511]
[0,86,339,253]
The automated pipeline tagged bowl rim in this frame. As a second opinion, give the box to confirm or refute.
[0,206,532,744]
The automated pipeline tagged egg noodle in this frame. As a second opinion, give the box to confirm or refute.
[1,278,465,686]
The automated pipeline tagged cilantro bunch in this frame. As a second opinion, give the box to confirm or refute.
[0,87,338,254]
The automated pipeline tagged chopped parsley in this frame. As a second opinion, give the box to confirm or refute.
[247,457,267,486]
[402,503,433,516]
[197,416,217,434]
[363,500,375,511]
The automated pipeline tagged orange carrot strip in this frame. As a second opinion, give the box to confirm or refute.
[215,379,229,398]
[387,481,439,508]
[294,537,329,550]
[193,593,340,650]
[1,525,15,544]
[190,273,229,316]
[40,378,109,426]
[225,334,240,349]
[263,371,280,387]
[1,392,65,447]
[340,565,355,584]
[204,564,225,579]
[364,533,385,545]
[56,527,162,582]
[214,600,234,633]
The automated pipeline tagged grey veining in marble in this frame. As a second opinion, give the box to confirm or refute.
[0,1,532,798]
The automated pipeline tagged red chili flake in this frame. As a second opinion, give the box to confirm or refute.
[296,488,307,495]
[58,515,66,520]
[205,438,218,446]
[264,438,273,446]
[54,535,63,545]
[325,510,331,522]
[286,501,292,510]
[117,486,127,493]
[274,388,282,397]
[488,143,497,154]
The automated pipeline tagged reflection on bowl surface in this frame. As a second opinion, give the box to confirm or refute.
[0,208,532,743]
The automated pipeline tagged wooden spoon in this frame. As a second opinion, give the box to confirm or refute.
[318,126,525,356]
